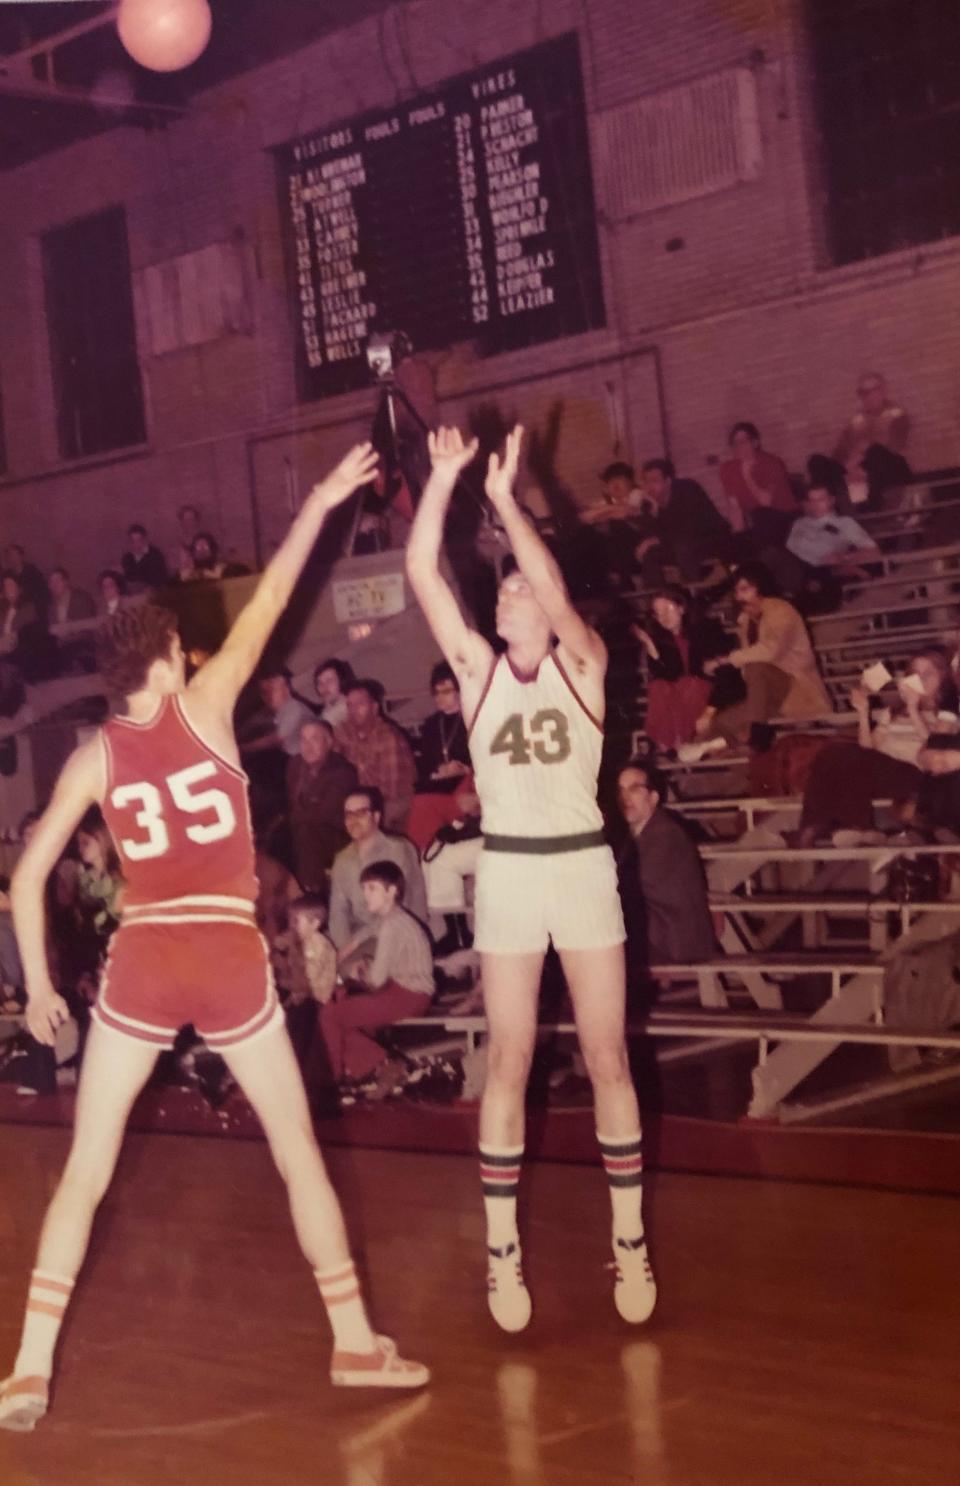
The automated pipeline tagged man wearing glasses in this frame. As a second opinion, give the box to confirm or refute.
[328,787,427,961]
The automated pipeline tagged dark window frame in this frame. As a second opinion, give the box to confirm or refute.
[41,204,146,461]
[807,0,960,267]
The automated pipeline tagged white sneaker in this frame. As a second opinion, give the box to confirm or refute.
[676,736,727,764]
[487,1242,532,1332]
[612,1235,657,1324]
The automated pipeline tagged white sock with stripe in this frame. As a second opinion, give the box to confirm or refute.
[314,1261,377,1354]
[13,1270,75,1380]
[597,1131,644,1240]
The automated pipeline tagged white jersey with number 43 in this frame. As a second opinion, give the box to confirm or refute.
[468,651,605,837]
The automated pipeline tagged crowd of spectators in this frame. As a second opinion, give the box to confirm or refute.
[6,366,960,1112]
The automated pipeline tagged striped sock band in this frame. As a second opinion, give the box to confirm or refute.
[315,1261,376,1354]
[480,1143,524,1249]
[479,1143,524,1200]
[598,1132,644,1240]
[13,1270,75,1380]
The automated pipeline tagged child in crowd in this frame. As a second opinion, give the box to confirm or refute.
[319,860,434,1103]
[272,893,338,1069]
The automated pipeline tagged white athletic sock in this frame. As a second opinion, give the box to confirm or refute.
[315,1261,377,1354]
[12,1270,75,1380]
[597,1131,644,1239]
[479,1143,524,1248]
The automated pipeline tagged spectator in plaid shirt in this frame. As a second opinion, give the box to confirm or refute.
[334,680,417,832]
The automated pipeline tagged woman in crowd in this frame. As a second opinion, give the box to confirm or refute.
[719,422,797,548]
[799,648,959,842]
[632,586,730,753]
[406,661,473,851]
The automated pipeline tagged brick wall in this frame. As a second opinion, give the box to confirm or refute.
[0,0,957,587]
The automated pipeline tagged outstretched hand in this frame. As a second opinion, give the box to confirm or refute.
[485,424,524,513]
[314,442,380,510]
[427,426,479,482]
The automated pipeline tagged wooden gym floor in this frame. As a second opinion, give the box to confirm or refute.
[1,1126,958,1486]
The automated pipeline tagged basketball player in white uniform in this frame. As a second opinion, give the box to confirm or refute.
[406,426,656,1331]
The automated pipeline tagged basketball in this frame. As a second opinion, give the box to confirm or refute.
[116,0,212,74]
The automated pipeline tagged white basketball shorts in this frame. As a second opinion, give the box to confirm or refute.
[473,842,625,955]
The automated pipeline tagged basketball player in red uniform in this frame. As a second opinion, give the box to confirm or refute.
[407,426,656,1334]
[0,443,427,1433]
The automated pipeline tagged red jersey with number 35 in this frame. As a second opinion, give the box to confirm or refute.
[100,695,258,908]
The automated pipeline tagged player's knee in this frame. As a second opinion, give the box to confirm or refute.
[580,1040,630,1088]
[486,1036,534,1089]
[266,1117,321,1183]
[58,1152,115,1210]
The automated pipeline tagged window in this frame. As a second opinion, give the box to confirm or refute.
[808,0,960,266]
[42,206,146,459]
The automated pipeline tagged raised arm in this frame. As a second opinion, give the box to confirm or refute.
[190,442,378,716]
[485,425,605,672]
[405,427,493,693]
[11,736,104,1044]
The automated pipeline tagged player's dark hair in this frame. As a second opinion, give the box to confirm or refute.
[289,892,327,918]
[360,858,405,900]
[95,603,179,700]
[314,656,354,691]
[128,523,148,538]
[347,678,384,708]
[346,785,384,817]
[728,421,760,445]
[430,660,459,691]
[600,460,635,484]
[641,458,675,480]
[620,756,667,802]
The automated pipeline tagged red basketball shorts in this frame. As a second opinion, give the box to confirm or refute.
[93,899,282,1050]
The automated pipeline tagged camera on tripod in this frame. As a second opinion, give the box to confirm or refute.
[365,330,412,383]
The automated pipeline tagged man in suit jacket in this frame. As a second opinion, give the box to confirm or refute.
[635,459,731,586]
[47,568,96,627]
[616,759,718,971]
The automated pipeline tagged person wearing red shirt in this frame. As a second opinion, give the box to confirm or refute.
[719,422,797,549]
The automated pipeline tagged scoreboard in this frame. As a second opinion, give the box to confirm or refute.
[277,32,606,399]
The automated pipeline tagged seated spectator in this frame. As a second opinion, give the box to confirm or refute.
[335,680,417,832]
[719,422,796,547]
[313,656,354,729]
[179,532,237,582]
[328,787,427,956]
[761,484,880,612]
[241,668,316,759]
[799,650,958,843]
[319,859,433,1099]
[616,760,718,972]
[75,811,124,948]
[47,567,95,628]
[407,662,473,851]
[272,893,338,1066]
[683,563,831,757]
[632,586,730,752]
[422,780,482,956]
[578,461,657,588]
[97,569,127,618]
[834,372,910,507]
[122,523,169,592]
[240,670,316,838]
[581,461,653,525]
[786,484,879,569]
[172,504,203,578]
[4,544,49,620]
[0,874,23,1010]
[634,458,731,587]
[287,719,358,892]
[0,572,55,682]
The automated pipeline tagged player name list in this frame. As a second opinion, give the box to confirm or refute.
[278,33,605,398]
